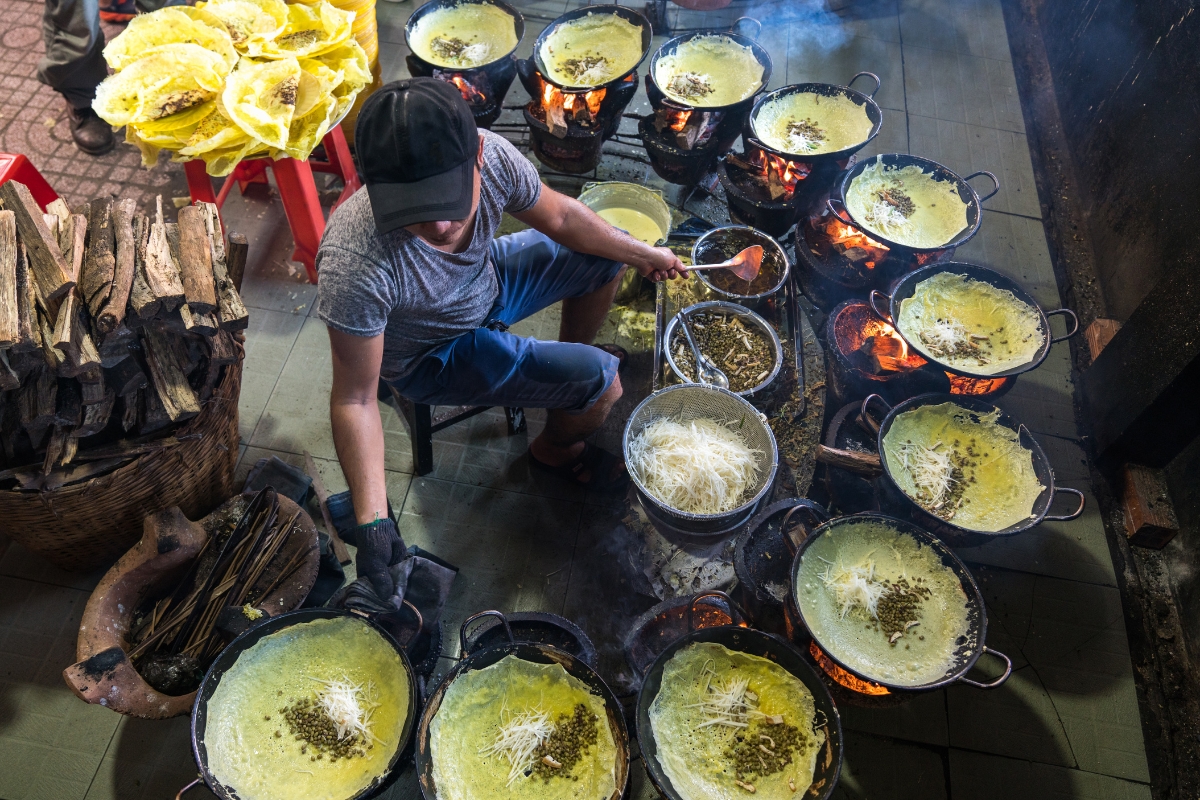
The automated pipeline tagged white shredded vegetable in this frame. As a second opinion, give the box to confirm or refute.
[686,661,769,729]
[865,198,912,238]
[818,558,886,619]
[628,417,762,515]
[479,706,555,787]
[312,675,378,741]
[895,441,957,508]
[917,318,973,358]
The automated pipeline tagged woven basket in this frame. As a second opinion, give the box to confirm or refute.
[0,356,242,573]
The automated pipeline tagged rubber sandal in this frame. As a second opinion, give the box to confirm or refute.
[529,442,629,492]
[595,343,628,367]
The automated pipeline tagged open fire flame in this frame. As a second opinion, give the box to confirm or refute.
[835,303,927,375]
[809,641,891,696]
[667,107,692,132]
[947,373,1010,395]
[538,76,607,129]
[750,149,809,199]
[449,75,487,105]
[823,217,890,268]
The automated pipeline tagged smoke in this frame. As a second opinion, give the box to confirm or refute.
[744,0,851,57]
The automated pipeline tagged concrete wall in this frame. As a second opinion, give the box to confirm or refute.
[1036,0,1200,320]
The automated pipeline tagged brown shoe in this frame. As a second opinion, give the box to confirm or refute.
[66,105,115,156]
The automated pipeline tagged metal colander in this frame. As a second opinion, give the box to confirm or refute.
[623,384,779,533]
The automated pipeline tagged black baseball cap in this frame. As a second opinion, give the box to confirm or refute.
[355,78,480,234]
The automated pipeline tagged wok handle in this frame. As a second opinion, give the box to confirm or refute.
[868,289,894,323]
[858,393,892,436]
[964,170,1000,203]
[778,499,829,557]
[826,197,856,227]
[848,71,881,99]
[175,778,204,800]
[1046,308,1080,343]
[1044,487,1086,521]
[460,610,514,656]
[402,599,425,639]
[957,647,1012,689]
[686,590,748,631]
[732,16,762,38]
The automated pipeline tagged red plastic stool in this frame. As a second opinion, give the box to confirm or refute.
[184,125,362,284]
[0,154,61,210]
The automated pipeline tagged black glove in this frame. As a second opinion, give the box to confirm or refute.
[353,517,406,599]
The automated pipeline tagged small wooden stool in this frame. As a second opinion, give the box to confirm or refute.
[0,154,60,210]
[383,382,526,476]
[183,126,362,283]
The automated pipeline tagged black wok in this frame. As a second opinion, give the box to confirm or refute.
[404,0,526,69]
[648,23,773,112]
[747,74,883,163]
[532,4,652,90]
[869,261,1080,379]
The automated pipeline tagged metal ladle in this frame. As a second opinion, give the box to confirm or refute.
[685,245,764,283]
[678,311,730,388]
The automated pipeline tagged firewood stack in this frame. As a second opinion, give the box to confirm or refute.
[0,181,248,490]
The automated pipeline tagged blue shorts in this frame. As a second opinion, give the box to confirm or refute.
[388,229,626,412]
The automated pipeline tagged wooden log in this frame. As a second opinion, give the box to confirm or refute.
[81,196,116,318]
[0,210,20,347]
[226,232,248,292]
[13,243,38,353]
[55,303,101,378]
[55,378,82,427]
[143,198,185,310]
[1122,463,1179,549]
[121,390,138,432]
[105,355,148,396]
[141,324,200,421]
[36,310,62,370]
[200,328,237,401]
[52,290,75,352]
[815,444,883,476]
[34,367,57,425]
[1085,318,1122,362]
[130,214,161,321]
[77,388,116,438]
[97,198,137,333]
[202,205,249,331]
[43,426,70,474]
[139,382,174,433]
[67,214,87,284]
[46,198,71,245]
[0,181,73,304]
[81,372,106,405]
[97,324,134,367]
[0,351,20,392]
[177,206,217,314]
[42,213,58,244]
[180,304,219,336]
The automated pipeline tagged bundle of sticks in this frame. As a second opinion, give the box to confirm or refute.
[0,180,249,490]
[127,488,312,674]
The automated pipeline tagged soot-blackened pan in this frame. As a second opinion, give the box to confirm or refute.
[748,74,883,163]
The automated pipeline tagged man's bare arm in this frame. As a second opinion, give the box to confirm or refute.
[328,327,390,525]
[511,186,685,281]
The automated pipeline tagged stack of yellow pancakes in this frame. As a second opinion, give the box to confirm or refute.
[93,0,372,176]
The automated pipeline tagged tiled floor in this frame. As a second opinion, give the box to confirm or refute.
[0,0,1154,797]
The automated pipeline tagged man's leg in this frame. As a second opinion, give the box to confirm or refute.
[530,375,623,481]
[37,0,114,155]
[558,269,625,344]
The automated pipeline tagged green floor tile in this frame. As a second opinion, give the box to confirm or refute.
[833,730,949,799]
[904,44,1025,133]
[949,749,1152,800]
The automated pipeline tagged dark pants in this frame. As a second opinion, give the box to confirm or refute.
[37,0,107,108]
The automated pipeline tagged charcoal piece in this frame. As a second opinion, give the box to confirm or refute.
[138,653,204,696]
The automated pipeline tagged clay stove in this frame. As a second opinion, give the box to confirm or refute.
[718,144,811,237]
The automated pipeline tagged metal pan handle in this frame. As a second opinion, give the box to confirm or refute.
[858,393,892,436]
[1044,487,1086,521]
[826,197,856,227]
[778,499,829,557]
[963,171,1000,203]
[460,610,514,656]
[1046,308,1080,343]
[868,290,894,323]
[848,71,881,99]
[957,647,1012,689]
[731,17,762,38]
[175,778,204,800]
[402,599,425,639]
[686,590,748,631]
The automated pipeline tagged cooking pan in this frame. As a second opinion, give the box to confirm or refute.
[532,4,653,90]
[178,608,418,800]
[404,0,526,69]
[828,153,1000,254]
[869,261,1080,379]
[861,393,1085,544]
[747,74,884,163]
[787,512,1012,692]
[415,611,630,800]
[648,21,774,113]
[634,620,843,800]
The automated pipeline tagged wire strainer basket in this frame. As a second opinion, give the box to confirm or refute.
[623,384,779,534]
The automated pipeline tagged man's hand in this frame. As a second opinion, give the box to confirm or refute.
[633,246,687,283]
[354,517,406,598]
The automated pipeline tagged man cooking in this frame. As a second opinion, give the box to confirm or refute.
[315,78,685,598]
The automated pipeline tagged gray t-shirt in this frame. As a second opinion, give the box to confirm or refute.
[315,130,543,381]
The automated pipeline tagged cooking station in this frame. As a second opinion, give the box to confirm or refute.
[0,0,1183,796]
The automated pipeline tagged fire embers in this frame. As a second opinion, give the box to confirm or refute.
[833,302,927,377]
[535,75,608,137]
[817,214,890,270]
[652,105,722,150]
[725,148,809,204]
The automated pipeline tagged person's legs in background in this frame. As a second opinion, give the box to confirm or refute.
[37,0,114,155]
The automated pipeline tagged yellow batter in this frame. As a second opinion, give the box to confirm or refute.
[540,13,644,87]
[408,2,519,68]
[596,207,665,245]
[648,642,824,799]
[205,616,411,800]
[430,655,618,800]
[897,272,1045,374]
[845,159,970,248]
[795,519,972,687]
[755,91,874,155]
[655,35,764,107]
[882,402,1046,532]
